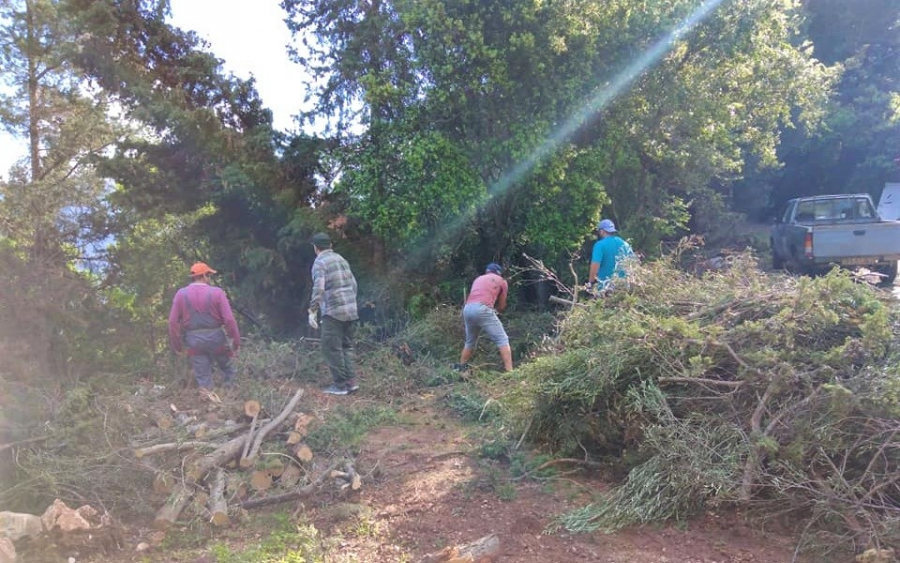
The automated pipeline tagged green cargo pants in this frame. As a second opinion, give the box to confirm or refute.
[320,315,357,386]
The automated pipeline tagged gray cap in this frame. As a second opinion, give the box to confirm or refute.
[311,232,331,247]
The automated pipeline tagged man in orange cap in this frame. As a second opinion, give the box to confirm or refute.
[168,262,241,390]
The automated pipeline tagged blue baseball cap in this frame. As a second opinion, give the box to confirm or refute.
[486,262,503,275]
[596,219,617,233]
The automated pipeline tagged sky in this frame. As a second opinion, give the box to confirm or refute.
[0,1,307,176]
[167,0,311,132]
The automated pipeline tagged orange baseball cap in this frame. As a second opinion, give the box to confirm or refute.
[190,262,217,276]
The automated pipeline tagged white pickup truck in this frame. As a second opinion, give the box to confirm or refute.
[770,193,900,284]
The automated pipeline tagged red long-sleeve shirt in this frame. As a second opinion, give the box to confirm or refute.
[168,283,240,353]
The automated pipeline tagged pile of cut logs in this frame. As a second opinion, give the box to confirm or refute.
[133,388,360,529]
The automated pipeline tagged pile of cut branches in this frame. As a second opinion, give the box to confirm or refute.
[514,241,900,554]
[133,388,361,529]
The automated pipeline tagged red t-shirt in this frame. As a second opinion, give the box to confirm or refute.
[466,273,508,308]
[168,283,241,353]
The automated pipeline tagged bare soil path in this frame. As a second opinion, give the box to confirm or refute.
[69,385,810,563]
[321,398,807,563]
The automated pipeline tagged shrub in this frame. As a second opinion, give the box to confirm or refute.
[514,243,900,552]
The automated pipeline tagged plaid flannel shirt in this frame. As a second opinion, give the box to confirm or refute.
[310,249,359,321]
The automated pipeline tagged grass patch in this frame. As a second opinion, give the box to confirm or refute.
[306,405,399,455]
[444,387,502,423]
[209,513,322,563]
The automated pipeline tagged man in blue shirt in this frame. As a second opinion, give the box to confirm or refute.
[587,219,634,291]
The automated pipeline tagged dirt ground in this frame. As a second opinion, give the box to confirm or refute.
[317,398,808,563]
[54,382,814,563]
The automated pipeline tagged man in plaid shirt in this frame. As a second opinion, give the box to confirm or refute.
[309,232,360,395]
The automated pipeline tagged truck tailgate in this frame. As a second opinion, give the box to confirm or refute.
[813,222,900,261]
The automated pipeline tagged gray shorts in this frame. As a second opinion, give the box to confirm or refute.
[463,303,509,349]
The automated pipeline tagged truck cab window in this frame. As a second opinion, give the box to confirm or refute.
[835,200,854,220]
[856,198,874,218]
[796,201,816,222]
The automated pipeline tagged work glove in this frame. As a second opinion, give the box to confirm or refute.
[308,310,319,330]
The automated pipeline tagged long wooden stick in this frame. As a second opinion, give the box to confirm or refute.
[246,388,305,463]
[134,441,213,459]
[240,413,260,466]
[186,434,249,484]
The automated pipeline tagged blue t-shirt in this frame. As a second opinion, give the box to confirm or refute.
[591,235,634,281]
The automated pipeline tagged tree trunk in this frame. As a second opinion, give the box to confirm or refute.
[154,486,193,528]
[209,469,229,527]
[186,434,248,484]
[25,0,40,182]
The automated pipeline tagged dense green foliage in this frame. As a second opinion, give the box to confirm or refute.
[1,1,900,552]
[736,0,900,218]
[0,0,896,372]
[284,0,832,270]
[505,249,900,551]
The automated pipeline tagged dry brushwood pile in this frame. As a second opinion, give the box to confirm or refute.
[512,245,900,554]
[132,387,360,530]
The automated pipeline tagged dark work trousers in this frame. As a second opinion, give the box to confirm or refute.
[320,315,357,386]
[185,328,235,389]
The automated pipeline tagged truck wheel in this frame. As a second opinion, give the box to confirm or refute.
[878,261,898,286]
[771,245,784,270]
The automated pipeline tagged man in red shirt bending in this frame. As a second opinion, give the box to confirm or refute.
[456,262,513,372]
[168,262,241,390]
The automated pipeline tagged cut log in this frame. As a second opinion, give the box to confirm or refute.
[330,462,362,491]
[250,470,273,491]
[188,490,210,519]
[189,422,209,438]
[239,461,339,510]
[345,462,361,491]
[151,411,173,430]
[419,534,500,563]
[198,420,252,440]
[187,420,249,440]
[154,487,193,529]
[134,441,212,459]
[286,431,304,445]
[226,474,248,500]
[244,400,261,418]
[246,389,304,463]
[209,469,229,527]
[239,401,259,468]
[294,413,314,433]
[293,444,313,464]
[185,434,247,484]
[279,463,303,488]
[267,459,285,478]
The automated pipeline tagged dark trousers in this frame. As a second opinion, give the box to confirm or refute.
[321,315,357,385]
[185,328,235,389]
